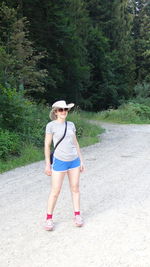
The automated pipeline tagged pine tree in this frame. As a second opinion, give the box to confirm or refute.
[0,3,47,93]
[10,0,91,105]
[85,0,135,110]
[133,0,150,82]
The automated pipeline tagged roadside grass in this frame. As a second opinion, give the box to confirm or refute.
[81,102,150,124]
[0,144,44,173]
[0,110,104,173]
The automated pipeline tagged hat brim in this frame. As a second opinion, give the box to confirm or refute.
[52,103,74,109]
[67,103,74,109]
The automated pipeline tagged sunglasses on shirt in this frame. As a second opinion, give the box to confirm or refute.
[57,108,69,112]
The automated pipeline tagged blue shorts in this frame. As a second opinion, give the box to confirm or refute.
[52,157,80,172]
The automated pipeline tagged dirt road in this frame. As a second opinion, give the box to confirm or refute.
[0,122,150,267]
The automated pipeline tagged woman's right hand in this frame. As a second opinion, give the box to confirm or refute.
[45,164,52,176]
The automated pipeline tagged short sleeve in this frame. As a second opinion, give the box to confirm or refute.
[45,122,53,134]
[72,122,76,133]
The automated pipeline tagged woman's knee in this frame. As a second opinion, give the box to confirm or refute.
[71,184,79,193]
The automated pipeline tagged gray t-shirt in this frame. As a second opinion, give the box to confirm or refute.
[45,120,78,161]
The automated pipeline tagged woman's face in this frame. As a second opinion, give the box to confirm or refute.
[55,108,69,119]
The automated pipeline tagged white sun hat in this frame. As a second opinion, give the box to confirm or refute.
[52,100,74,109]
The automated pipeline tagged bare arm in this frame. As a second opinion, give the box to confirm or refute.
[44,133,53,175]
[73,135,84,172]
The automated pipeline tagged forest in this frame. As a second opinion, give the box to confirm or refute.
[0,0,150,170]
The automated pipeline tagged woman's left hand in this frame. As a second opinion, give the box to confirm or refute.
[80,162,85,172]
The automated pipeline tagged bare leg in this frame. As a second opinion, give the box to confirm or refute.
[47,171,66,214]
[68,167,80,212]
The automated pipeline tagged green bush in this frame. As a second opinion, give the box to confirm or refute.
[0,85,49,147]
[120,102,150,121]
[0,129,21,160]
[0,85,29,132]
[134,82,150,99]
[90,102,150,124]
[134,103,150,119]
[22,103,49,147]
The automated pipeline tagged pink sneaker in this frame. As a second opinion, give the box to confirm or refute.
[44,219,54,231]
[74,215,84,227]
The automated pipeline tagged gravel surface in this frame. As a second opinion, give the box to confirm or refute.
[0,122,150,267]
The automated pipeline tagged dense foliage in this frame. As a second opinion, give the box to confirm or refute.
[89,102,150,124]
[0,0,149,111]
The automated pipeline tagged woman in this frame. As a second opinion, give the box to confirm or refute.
[44,100,84,231]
